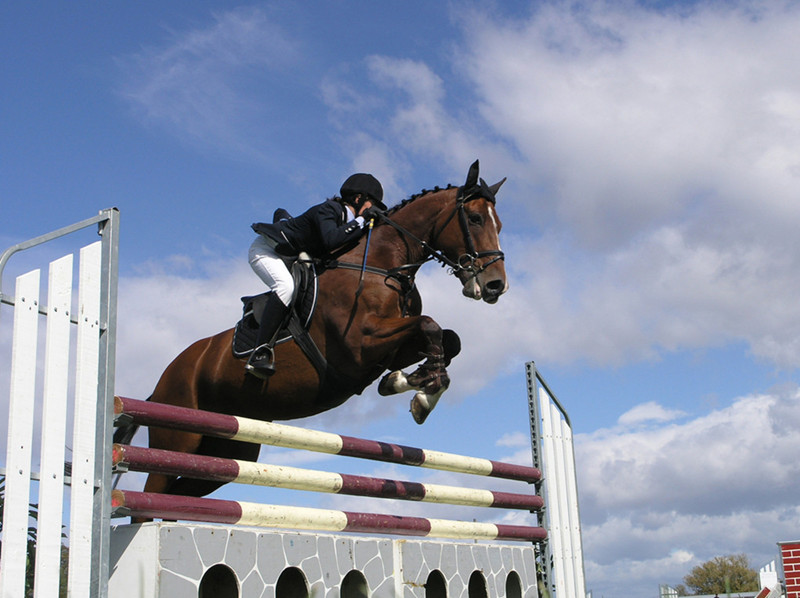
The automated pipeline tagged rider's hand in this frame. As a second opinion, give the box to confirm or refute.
[361,206,385,221]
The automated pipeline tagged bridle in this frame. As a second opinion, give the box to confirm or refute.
[324,185,505,311]
[429,185,505,278]
[358,185,505,281]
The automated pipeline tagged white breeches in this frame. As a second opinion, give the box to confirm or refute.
[249,235,294,307]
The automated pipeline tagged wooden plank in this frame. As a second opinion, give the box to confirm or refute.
[34,254,73,598]
[68,241,101,597]
[0,269,40,598]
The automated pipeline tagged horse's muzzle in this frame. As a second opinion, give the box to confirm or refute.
[461,276,508,303]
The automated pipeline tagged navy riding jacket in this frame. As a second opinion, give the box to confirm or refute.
[252,199,364,257]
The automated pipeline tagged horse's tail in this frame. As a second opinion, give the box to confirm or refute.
[112,395,150,445]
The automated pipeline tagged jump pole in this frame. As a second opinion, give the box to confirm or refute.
[112,443,544,510]
[111,490,547,542]
[114,396,541,483]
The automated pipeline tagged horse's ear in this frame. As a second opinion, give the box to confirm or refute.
[488,177,506,197]
[464,160,480,188]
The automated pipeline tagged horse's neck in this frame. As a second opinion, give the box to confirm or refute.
[374,193,448,266]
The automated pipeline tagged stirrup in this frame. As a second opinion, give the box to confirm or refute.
[245,344,276,379]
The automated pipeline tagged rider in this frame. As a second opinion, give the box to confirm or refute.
[247,173,386,378]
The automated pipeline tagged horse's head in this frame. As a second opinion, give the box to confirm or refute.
[434,160,508,304]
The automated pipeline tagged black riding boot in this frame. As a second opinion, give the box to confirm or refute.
[246,293,290,378]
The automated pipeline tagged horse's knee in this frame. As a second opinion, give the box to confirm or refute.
[442,329,461,366]
[418,316,443,343]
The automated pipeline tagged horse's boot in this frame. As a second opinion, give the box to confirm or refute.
[246,293,290,378]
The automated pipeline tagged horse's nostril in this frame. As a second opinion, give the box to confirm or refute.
[486,279,505,292]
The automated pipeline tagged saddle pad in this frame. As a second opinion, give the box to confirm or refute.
[232,261,317,358]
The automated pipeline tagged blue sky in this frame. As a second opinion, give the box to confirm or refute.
[3,1,800,596]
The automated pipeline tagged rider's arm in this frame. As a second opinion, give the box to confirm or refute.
[314,200,367,253]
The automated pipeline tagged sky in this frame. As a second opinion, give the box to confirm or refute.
[2,1,800,596]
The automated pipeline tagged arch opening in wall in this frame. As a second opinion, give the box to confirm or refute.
[198,563,239,598]
[425,569,448,598]
[277,566,309,598]
[505,571,522,598]
[341,570,369,598]
[467,571,488,598]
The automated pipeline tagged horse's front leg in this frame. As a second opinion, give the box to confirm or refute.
[371,316,460,424]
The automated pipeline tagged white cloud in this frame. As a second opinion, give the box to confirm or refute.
[573,387,800,594]
[582,506,799,596]
[115,256,254,399]
[578,389,800,515]
[618,401,685,426]
[461,1,800,246]
[496,431,529,448]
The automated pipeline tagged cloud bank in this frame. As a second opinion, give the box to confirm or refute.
[106,2,800,596]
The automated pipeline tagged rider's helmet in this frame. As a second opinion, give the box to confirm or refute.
[340,173,386,211]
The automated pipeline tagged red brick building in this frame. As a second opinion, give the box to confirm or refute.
[781,540,800,598]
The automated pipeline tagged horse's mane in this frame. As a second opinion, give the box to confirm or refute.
[384,184,458,217]
[327,183,457,220]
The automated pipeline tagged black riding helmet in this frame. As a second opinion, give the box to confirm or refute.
[340,173,386,211]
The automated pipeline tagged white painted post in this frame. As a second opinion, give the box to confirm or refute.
[68,241,102,597]
[527,361,587,598]
[1,209,119,598]
[1,270,41,598]
[559,411,585,598]
[539,387,568,598]
[34,254,74,598]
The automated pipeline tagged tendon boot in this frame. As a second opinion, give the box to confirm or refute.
[246,293,290,378]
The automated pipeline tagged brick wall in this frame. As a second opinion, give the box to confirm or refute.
[781,541,800,598]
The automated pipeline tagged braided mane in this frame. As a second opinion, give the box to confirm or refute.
[385,184,458,217]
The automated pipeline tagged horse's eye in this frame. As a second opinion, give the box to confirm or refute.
[468,212,483,226]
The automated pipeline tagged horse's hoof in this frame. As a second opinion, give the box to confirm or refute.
[378,371,409,396]
[410,396,429,425]
[410,389,443,425]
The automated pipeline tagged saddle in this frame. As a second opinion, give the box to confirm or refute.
[232,255,317,358]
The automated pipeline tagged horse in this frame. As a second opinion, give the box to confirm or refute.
[115,160,508,501]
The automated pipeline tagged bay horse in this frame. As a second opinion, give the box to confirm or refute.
[115,160,508,500]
